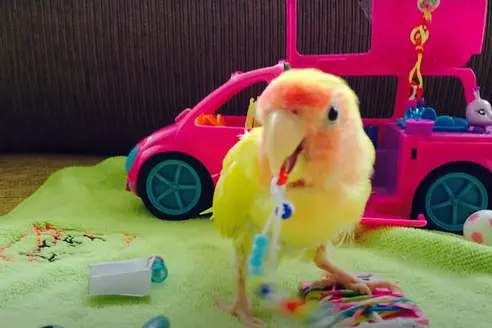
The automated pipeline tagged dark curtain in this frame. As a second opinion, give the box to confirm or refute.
[1,0,491,154]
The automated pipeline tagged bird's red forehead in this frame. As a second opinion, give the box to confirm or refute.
[265,80,331,110]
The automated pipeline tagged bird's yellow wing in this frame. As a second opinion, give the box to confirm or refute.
[212,128,263,239]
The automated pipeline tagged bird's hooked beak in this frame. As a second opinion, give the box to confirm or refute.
[264,110,306,175]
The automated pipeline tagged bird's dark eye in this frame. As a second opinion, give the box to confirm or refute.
[478,109,486,115]
[327,107,339,122]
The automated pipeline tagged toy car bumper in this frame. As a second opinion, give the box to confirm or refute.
[361,214,427,228]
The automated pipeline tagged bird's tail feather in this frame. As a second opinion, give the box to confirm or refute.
[333,224,365,246]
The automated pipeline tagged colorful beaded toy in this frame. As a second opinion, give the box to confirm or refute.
[299,276,429,327]
[247,169,339,325]
[247,170,429,327]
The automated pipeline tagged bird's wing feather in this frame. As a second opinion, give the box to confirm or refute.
[212,128,263,239]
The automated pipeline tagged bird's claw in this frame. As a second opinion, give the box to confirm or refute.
[365,280,404,295]
[215,296,265,328]
[343,280,372,295]
[317,273,404,296]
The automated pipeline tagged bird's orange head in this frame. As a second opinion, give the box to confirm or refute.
[255,69,370,189]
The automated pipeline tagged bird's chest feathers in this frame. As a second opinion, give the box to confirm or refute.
[249,186,354,247]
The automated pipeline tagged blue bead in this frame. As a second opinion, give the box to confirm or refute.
[251,246,266,258]
[249,266,263,275]
[281,202,293,220]
[257,284,272,297]
[252,243,266,251]
[150,257,168,283]
[248,254,259,264]
[249,255,262,266]
[142,315,170,328]
[254,235,269,247]
[250,257,263,268]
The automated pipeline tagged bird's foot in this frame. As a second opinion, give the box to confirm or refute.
[215,297,264,328]
[316,272,404,296]
[365,279,404,295]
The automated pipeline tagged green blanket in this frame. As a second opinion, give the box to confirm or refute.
[1,157,491,327]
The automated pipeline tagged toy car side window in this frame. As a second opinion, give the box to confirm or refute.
[216,81,267,116]
[196,81,267,128]
[420,76,466,117]
[296,0,372,55]
[343,76,397,119]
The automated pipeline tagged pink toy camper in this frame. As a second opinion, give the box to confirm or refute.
[125,0,490,234]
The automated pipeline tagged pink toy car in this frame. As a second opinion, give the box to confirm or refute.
[126,0,491,233]
[125,62,287,220]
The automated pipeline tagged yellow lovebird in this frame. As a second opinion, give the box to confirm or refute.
[212,69,400,327]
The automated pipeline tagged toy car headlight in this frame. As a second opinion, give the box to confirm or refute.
[125,145,138,174]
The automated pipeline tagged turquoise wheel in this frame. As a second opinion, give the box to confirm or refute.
[137,153,214,221]
[422,171,490,232]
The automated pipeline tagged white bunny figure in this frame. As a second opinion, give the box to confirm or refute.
[466,87,492,127]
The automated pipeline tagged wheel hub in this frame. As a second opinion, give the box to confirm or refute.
[425,172,488,232]
[146,159,202,216]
